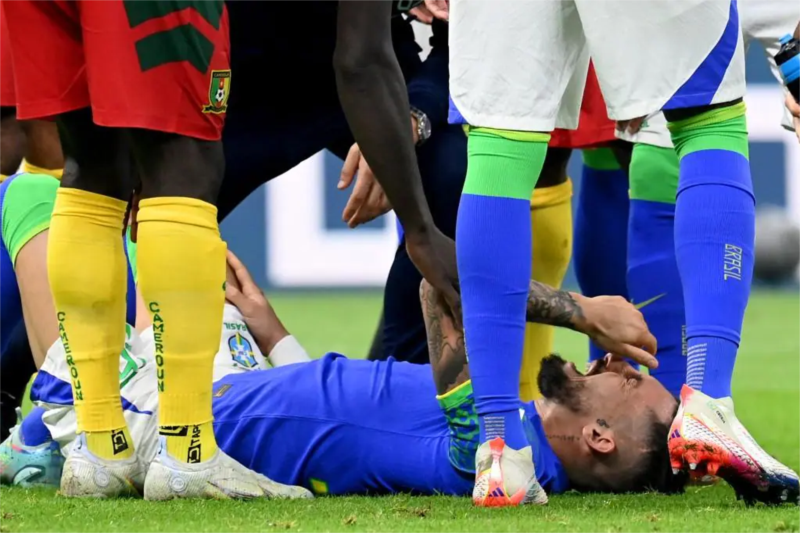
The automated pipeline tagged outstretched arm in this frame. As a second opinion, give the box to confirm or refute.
[421,278,659,394]
[420,279,590,396]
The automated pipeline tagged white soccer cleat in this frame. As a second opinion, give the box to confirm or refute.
[59,433,145,498]
[143,436,313,501]
[669,385,799,506]
[472,437,548,507]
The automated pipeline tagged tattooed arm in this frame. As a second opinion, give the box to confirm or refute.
[524,280,585,330]
[422,276,659,389]
[421,280,469,395]
[421,279,589,394]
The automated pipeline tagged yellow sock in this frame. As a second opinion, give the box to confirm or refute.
[22,159,63,179]
[47,188,133,459]
[521,180,573,402]
[0,174,7,182]
[137,197,226,464]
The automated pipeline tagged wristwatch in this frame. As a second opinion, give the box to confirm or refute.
[410,106,431,146]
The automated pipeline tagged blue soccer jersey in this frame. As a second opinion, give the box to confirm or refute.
[212,352,569,496]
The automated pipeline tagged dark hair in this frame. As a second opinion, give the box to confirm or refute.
[624,404,687,495]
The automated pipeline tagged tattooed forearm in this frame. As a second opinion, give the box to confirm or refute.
[525,280,584,330]
[421,281,470,395]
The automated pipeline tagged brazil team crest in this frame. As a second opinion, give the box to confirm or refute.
[228,333,257,368]
[202,69,231,114]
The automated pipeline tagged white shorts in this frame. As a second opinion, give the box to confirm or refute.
[449,0,746,132]
[618,0,800,148]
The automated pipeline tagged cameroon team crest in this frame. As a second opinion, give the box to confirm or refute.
[203,69,231,114]
[228,332,257,368]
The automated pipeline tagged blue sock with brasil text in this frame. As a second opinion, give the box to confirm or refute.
[627,144,686,396]
[670,103,753,399]
[456,127,548,450]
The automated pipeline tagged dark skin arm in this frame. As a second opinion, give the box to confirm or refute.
[421,279,658,395]
[334,1,460,319]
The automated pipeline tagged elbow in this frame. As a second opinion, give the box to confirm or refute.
[333,43,392,84]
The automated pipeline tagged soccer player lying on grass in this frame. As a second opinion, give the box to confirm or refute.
[2,173,797,505]
[3,186,681,499]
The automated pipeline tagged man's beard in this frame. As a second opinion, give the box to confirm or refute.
[538,354,585,413]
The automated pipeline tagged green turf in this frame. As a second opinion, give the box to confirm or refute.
[2,291,798,532]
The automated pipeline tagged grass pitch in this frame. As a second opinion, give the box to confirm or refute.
[1,290,798,533]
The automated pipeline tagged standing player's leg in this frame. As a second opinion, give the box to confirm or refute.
[627,143,686,397]
[19,121,64,179]
[76,1,310,500]
[582,0,798,502]
[2,0,142,499]
[0,110,23,179]
[520,149,573,402]
[572,146,629,363]
[449,0,584,506]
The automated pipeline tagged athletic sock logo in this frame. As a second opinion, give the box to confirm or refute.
[187,425,202,464]
[111,429,130,455]
[159,425,189,437]
[633,293,667,310]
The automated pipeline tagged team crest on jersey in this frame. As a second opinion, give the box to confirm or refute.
[228,333,256,368]
[202,70,231,114]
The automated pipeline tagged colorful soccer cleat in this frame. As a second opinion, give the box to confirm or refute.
[144,436,313,501]
[60,432,145,498]
[669,385,799,506]
[472,437,548,507]
[0,408,64,488]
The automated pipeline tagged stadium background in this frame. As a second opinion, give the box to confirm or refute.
[221,35,800,291]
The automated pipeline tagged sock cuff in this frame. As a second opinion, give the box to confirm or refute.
[629,144,679,203]
[531,179,572,209]
[55,188,128,225]
[668,104,749,160]
[1,173,60,264]
[463,130,549,200]
[137,197,219,231]
[667,101,746,132]
[676,149,754,200]
[686,326,741,346]
[22,159,63,179]
[581,147,621,170]
[436,380,474,409]
[467,126,551,144]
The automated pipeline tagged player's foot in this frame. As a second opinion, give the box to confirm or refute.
[472,437,548,507]
[60,432,145,498]
[143,436,313,501]
[0,408,64,487]
[669,385,799,506]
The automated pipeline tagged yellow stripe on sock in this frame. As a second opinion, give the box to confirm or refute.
[530,178,572,209]
[21,160,63,179]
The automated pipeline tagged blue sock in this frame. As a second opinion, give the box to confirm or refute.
[20,407,51,446]
[628,144,686,396]
[457,129,547,450]
[573,149,630,363]
[671,110,754,399]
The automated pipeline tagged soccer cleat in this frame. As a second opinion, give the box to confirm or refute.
[0,408,64,488]
[60,432,145,498]
[472,437,548,507]
[144,436,313,501]
[669,385,799,506]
